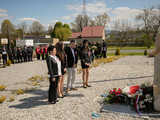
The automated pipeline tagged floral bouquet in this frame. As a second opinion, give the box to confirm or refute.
[104,88,127,104]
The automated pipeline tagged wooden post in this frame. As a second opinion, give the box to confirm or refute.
[153,34,160,111]
[154,54,160,111]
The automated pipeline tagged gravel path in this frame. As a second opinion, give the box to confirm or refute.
[0,56,157,120]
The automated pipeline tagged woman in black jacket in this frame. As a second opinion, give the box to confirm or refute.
[80,40,91,88]
[46,45,62,104]
[56,42,67,98]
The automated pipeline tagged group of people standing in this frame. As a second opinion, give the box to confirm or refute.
[35,46,48,60]
[46,39,95,104]
[0,46,33,66]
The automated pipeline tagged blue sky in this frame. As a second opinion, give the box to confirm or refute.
[0,0,160,30]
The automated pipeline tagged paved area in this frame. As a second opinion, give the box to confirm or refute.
[0,56,157,120]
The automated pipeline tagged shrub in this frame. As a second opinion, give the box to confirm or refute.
[8,96,15,102]
[32,81,40,86]
[28,75,44,82]
[144,50,148,56]
[7,60,12,66]
[16,89,24,95]
[115,48,120,56]
[0,85,6,91]
[0,96,6,103]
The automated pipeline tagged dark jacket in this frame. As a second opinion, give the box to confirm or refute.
[80,47,91,64]
[46,55,59,78]
[65,47,78,68]
[2,49,7,59]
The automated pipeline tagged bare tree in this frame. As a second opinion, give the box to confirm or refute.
[136,6,160,42]
[94,13,110,26]
[18,22,27,40]
[113,19,132,47]
[48,25,53,34]
[71,12,110,32]
[71,14,90,32]
[31,21,44,43]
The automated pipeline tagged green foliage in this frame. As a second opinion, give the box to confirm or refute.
[1,19,15,36]
[115,48,120,56]
[144,50,148,56]
[142,33,153,49]
[16,29,23,39]
[7,60,12,66]
[51,22,72,41]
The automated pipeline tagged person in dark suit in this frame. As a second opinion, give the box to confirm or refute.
[46,45,61,104]
[2,47,7,66]
[102,40,107,58]
[8,47,13,64]
[56,42,67,98]
[65,40,78,92]
[27,46,33,62]
[80,40,92,88]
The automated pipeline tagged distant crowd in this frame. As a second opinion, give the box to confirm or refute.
[0,40,107,67]
[0,46,48,66]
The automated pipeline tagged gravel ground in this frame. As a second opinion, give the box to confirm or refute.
[0,56,158,120]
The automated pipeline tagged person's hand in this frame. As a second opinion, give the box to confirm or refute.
[64,68,66,73]
[148,51,155,57]
[85,63,90,66]
[51,78,55,82]
[73,64,77,68]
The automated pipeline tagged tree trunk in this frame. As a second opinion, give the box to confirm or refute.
[154,54,160,111]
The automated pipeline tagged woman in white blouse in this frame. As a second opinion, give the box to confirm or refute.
[46,45,62,104]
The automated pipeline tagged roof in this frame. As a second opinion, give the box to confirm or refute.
[71,32,81,39]
[81,26,105,38]
[70,26,105,39]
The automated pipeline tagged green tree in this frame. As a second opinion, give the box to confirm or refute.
[51,22,71,41]
[16,29,23,39]
[51,22,63,38]
[142,33,153,49]
[1,19,15,48]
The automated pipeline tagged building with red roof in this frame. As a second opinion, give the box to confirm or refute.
[69,26,105,43]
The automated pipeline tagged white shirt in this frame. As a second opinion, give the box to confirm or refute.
[50,55,62,76]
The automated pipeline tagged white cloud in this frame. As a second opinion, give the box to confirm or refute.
[62,16,72,20]
[64,1,144,30]
[111,7,143,20]
[0,8,8,13]
[0,8,8,18]
[106,7,144,30]
[0,14,8,18]
[18,17,40,22]
[67,1,111,16]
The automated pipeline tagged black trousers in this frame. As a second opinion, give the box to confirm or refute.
[48,77,59,102]
[102,51,107,58]
[2,58,7,65]
[37,54,40,60]
[42,54,45,60]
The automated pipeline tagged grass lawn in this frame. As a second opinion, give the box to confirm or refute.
[108,46,154,50]
[107,52,145,56]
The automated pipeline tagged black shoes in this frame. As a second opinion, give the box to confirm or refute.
[48,99,59,104]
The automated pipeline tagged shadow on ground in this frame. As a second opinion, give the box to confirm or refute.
[9,89,48,109]
[9,89,85,109]
[74,75,153,85]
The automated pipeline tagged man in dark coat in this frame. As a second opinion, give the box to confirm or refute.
[102,40,107,58]
[65,40,78,92]
[2,47,7,66]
